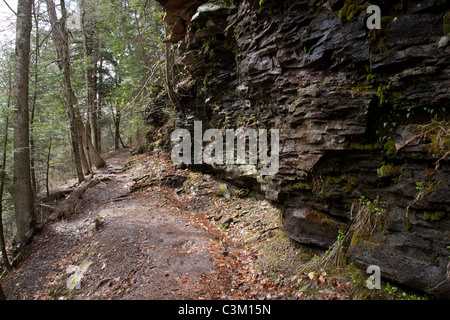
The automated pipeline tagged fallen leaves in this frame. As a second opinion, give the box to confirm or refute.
[294,271,352,300]
[306,271,327,285]
[3,149,357,301]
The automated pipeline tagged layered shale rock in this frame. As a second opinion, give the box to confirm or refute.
[155,0,450,298]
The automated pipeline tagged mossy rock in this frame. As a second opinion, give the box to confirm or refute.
[377,163,404,178]
[338,1,367,22]
[306,209,348,233]
[344,176,359,193]
[292,182,312,190]
[383,140,396,156]
[423,211,447,221]
[326,175,345,185]
[443,11,450,35]
[349,230,372,248]
[392,91,405,99]
[350,142,381,152]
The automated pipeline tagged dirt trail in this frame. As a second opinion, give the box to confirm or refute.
[2,148,369,301]
[1,148,272,299]
[2,150,200,298]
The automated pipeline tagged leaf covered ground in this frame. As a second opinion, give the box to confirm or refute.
[1,148,417,300]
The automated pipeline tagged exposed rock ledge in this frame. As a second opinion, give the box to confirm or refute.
[154,0,450,298]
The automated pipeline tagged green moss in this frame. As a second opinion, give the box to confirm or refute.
[293,182,312,190]
[346,4,355,12]
[392,91,405,99]
[350,142,381,151]
[377,163,404,178]
[346,10,358,21]
[338,1,367,22]
[307,210,348,232]
[380,16,393,24]
[326,176,345,185]
[376,83,387,105]
[443,11,450,35]
[409,152,423,158]
[416,180,446,199]
[344,176,359,193]
[256,0,265,14]
[338,3,349,19]
[350,231,371,247]
[383,140,396,156]
[366,73,377,83]
[418,76,431,83]
[352,82,375,94]
[423,211,446,221]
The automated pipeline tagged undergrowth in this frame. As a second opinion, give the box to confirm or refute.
[302,195,387,273]
[398,119,449,169]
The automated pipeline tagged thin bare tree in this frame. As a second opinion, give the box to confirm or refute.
[13,0,36,241]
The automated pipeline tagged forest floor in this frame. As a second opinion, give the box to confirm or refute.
[1,148,370,300]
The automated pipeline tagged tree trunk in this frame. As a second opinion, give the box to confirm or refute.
[165,41,178,107]
[0,69,13,272]
[81,0,99,153]
[96,100,102,153]
[46,0,105,181]
[0,284,6,300]
[97,57,104,153]
[13,0,36,241]
[30,0,40,197]
[62,0,105,170]
[93,55,100,153]
[74,114,92,176]
[45,138,52,197]
[0,126,11,273]
[75,114,105,169]
[114,111,121,150]
[45,0,84,183]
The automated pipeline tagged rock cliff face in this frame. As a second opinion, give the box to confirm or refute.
[154,0,450,298]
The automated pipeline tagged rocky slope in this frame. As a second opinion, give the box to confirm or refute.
[153,0,450,298]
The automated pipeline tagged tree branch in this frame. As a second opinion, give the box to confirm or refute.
[2,0,16,16]
[120,55,164,113]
